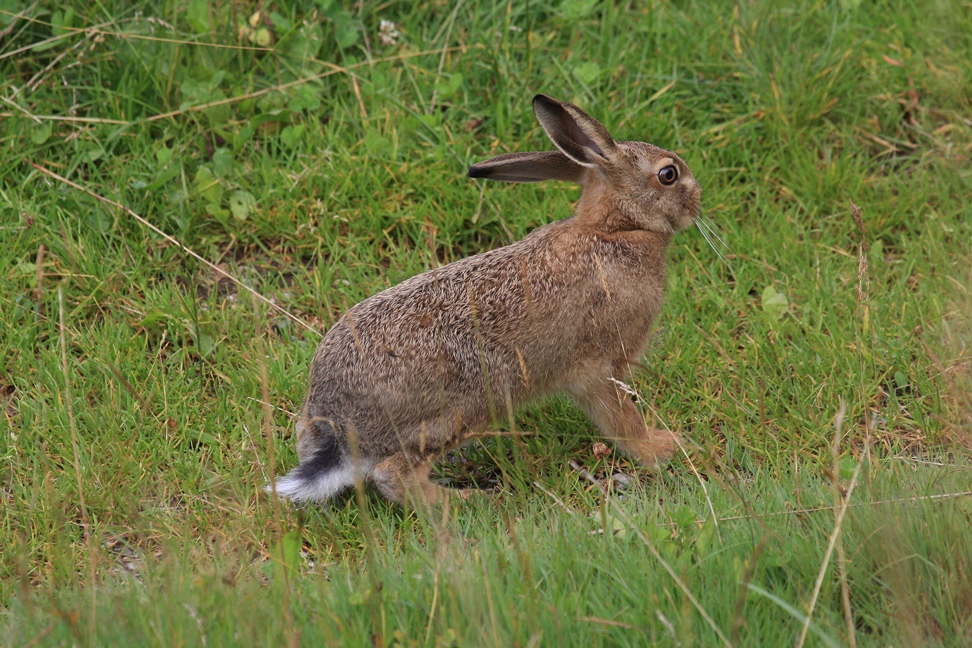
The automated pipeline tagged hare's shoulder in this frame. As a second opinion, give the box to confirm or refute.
[354,219,665,317]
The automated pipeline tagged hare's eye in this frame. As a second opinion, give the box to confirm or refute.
[658,165,679,186]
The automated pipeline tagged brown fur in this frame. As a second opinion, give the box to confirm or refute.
[275,94,702,506]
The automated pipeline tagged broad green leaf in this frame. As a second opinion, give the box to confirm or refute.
[281,530,301,572]
[252,27,272,47]
[609,516,626,539]
[212,148,234,176]
[229,190,256,220]
[434,72,464,100]
[329,10,359,48]
[204,204,230,218]
[559,0,598,20]
[362,129,388,154]
[573,61,602,85]
[197,333,215,357]
[269,11,292,31]
[194,167,223,205]
[13,262,37,287]
[51,8,74,36]
[838,456,859,482]
[289,85,322,113]
[251,110,292,128]
[89,208,112,233]
[284,23,324,60]
[155,146,173,166]
[186,0,211,34]
[894,370,909,390]
[149,162,182,191]
[696,518,716,556]
[761,285,789,321]
[30,121,52,145]
[674,505,696,531]
[281,124,307,148]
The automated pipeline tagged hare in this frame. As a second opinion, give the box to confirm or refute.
[271,94,702,506]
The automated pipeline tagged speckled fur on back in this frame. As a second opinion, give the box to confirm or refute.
[271,94,702,506]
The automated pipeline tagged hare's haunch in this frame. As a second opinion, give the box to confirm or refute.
[271,94,702,506]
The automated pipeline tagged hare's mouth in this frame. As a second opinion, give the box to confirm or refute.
[672,191,702,233]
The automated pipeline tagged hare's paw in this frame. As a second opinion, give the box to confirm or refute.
[372,453,466,508]
[629,428,678,468]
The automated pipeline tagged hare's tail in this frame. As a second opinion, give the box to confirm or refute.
[268,434,357,502]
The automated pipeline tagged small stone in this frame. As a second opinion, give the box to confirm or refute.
[611,473,634,490]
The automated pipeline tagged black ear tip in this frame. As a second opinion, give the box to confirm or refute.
[467,164,486,179]
[533,93,555,108]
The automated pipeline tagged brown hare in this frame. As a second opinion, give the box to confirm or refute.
[271,94,702,506]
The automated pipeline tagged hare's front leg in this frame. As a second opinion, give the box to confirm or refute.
[570,379,677,468]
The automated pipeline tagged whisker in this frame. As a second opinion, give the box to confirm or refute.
[694,216,734,269]
[705,232,731,263]
[698,213,730,248]
[698,214,728,246]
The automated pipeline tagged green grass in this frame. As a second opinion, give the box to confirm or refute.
[2,0,971,645]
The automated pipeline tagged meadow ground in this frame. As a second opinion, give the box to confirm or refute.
[1,0,971,645]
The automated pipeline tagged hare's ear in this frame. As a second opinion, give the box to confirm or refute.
[532,94,618,168]
[467,150,586,184]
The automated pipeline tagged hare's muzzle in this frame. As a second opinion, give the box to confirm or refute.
[673,176,703,233]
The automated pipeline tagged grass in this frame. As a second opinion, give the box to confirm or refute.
[1,0,971,645]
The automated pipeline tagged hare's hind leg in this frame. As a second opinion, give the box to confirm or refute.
[570,379,677,468]
[372,453,473,506]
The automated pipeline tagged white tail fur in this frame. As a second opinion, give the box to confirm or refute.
[268,463,357,502]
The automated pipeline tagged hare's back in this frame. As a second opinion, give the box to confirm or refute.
[312,222,667,406]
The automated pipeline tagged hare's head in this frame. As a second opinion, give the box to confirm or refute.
[469,94,702,234]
